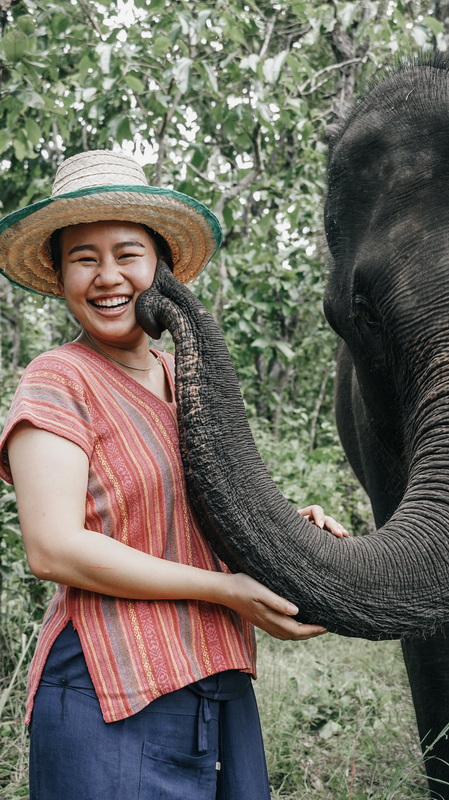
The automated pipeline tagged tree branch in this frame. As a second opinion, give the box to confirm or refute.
[259,14,277,59]
[77,0,105,40]
[298,56,369,95]
[187,162,216,184]
[155,84,183,185]
[214,123,262,216]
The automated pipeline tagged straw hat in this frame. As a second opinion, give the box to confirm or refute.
[0,150,223,297]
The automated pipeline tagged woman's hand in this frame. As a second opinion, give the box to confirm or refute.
[299,504,349,538]
[218,572,327,641]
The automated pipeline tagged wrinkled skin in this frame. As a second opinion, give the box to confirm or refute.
[325,61,449,795]
[136,61,449,797]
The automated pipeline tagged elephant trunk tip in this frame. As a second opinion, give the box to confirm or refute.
[135,289,165,340]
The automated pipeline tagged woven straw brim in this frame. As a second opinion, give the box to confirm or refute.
[0,185,222,297]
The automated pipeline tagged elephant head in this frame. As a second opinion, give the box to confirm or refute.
[324,60,449,530]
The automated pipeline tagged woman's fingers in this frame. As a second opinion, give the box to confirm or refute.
[250,597,327,640]
[299,505,349,537]
[295,623,328,640]
[322,515,349,537]
[226,573,328,641]
[261,616,327,641]
[299,504,325,526]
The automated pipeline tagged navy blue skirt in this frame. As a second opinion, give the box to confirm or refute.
[29,624,270,799]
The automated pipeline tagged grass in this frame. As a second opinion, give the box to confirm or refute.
[1,625,434,799]
[255,632,431,799]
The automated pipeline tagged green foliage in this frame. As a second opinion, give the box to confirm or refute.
[0,0,438,431]
[251,417,371,534]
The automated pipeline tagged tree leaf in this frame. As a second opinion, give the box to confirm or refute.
[152,34,172,57]
[1,30,29,62]
[16,15,35,35]
[262,50,288,84]
[96,43,113,75]
[411,25,428,47]
[203,62,218,93]
[222,204,234,228]
[196,9,212,33]
[125,72,146,93]
[276,341,296,361]
[172,57,192,94]
[251,337,271,349]
[13,139,27,161]
[25,118,41,146]
[0,130,11,155]
[116,116,134,143]
[423,16,444,36]
[16,89,45,109]
[78,54,92,84]
[241,53,260,73]
[82,87,97,102]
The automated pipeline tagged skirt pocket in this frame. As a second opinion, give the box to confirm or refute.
[138,740,219,800]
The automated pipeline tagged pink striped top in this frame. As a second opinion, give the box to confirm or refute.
[0,343,256,723]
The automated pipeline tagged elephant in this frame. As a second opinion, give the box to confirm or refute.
[136,57,449,798]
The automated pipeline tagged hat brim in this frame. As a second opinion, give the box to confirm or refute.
[0,185,222,297]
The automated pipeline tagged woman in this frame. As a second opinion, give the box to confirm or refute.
[0,150,347,800]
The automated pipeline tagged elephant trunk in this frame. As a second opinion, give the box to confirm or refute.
[136,264,449,641]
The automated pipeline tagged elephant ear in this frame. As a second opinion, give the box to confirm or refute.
[135,263,449,641]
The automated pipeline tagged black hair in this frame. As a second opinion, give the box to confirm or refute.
[49,223,174,274]
[49,227,63,272]
[141,225,174,271]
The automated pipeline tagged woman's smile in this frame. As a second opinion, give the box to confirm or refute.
[87,294,133,315]
[88,295,132,310]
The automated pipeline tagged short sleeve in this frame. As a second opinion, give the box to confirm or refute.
[0,352,96,484]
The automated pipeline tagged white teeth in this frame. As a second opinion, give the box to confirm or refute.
[92,296,130,308]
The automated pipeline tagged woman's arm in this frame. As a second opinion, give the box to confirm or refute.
[7,421,326,642]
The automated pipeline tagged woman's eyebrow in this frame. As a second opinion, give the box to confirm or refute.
[117,241,146,249]
[68,244,96,255]
[68,240,146,255]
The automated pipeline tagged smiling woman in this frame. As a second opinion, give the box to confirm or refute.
[57,221,161,379]
[0,149,347,800]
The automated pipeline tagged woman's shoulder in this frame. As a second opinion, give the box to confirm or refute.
[23,343,92,376]
[18,344,97,399]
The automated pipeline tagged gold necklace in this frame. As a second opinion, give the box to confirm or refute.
[82,329,162,373]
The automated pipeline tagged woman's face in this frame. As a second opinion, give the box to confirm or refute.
[58,220,158,347]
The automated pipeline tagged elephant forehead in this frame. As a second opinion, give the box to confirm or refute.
[328,66,449,213]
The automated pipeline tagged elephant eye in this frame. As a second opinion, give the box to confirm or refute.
[354,294,380,330]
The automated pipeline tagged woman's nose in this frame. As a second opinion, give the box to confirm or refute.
[95,257,124,286]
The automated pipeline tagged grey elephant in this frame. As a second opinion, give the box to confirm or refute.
[137,57,449,798]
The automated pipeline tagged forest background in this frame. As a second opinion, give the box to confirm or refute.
[1,1,448,798]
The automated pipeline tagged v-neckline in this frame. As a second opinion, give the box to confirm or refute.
[67,341,176,406]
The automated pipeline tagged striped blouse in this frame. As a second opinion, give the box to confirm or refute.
[0,343,256,723]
